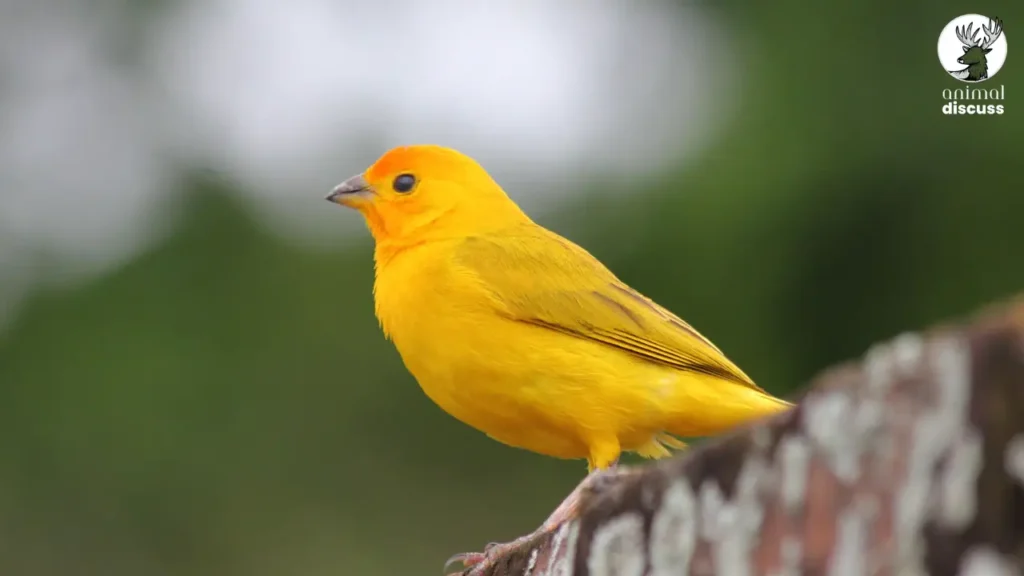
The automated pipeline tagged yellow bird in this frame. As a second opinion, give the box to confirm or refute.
[326,144,791,572]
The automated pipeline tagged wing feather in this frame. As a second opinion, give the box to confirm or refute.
[454,227,763,391]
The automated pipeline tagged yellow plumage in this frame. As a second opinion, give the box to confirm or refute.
[328,144,790,472]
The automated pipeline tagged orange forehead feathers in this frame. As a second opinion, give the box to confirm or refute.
[365,145,480,183]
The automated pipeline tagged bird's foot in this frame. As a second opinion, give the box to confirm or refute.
[443,532,545,576]
[442,465,637,575]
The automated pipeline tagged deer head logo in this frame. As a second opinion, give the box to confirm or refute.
[939,16,1007,83]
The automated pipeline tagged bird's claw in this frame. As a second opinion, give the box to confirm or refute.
[443,550,486,575]
[442,541,520,575]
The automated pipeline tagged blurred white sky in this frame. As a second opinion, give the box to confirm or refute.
[0,0,740,330]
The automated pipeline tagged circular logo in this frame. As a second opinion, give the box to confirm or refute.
[938,14,1007,82]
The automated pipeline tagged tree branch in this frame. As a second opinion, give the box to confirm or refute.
[461,296,1024,576]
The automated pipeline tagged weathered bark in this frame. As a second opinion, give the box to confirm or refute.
[459,296,1024,576]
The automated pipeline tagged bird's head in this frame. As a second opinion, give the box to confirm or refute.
[327,145,530,246]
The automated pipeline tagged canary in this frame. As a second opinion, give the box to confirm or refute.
[327,144,791,573]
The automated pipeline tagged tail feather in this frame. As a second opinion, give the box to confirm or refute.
[633,391,791,461]
[665,382,793,440]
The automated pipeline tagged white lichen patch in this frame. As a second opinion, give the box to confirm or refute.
[1004,434,1024,487]
[863,342,895,396]
[933,335,973,420]
[853,397,885,440]
[860,333,922,485]
[958,545,1022,576]
[871,426,898,483]
[696,451,768,576]
[828,498,876,576]
[803,391,862,483]
[864,332,925,389]
[777,435,812,514]
[698,481,727,539]
[649,480,698,576]
[737,445,775,498]
[587,513,646,576]
[768,537,803,576]
[862,335,911,398]
[895,334,975,576]
[938,429,984,529]
[548,521,579,576]
[896,411,943,576]
[524,547,539,576]
[891,332,926,377]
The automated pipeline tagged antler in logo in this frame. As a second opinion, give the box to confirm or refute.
[949,17,1003,81]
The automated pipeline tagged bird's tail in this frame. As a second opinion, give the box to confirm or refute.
[664,381,793,440]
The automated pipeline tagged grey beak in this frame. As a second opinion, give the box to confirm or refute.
[326,173,370,203]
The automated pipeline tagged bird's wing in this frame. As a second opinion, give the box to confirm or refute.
[453,227,764,391]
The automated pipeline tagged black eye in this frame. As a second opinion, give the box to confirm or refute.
[393,173,416,193]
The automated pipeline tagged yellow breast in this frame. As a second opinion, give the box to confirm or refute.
[372,244,616,459]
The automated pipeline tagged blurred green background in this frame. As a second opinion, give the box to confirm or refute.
[0,0,1021,574]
